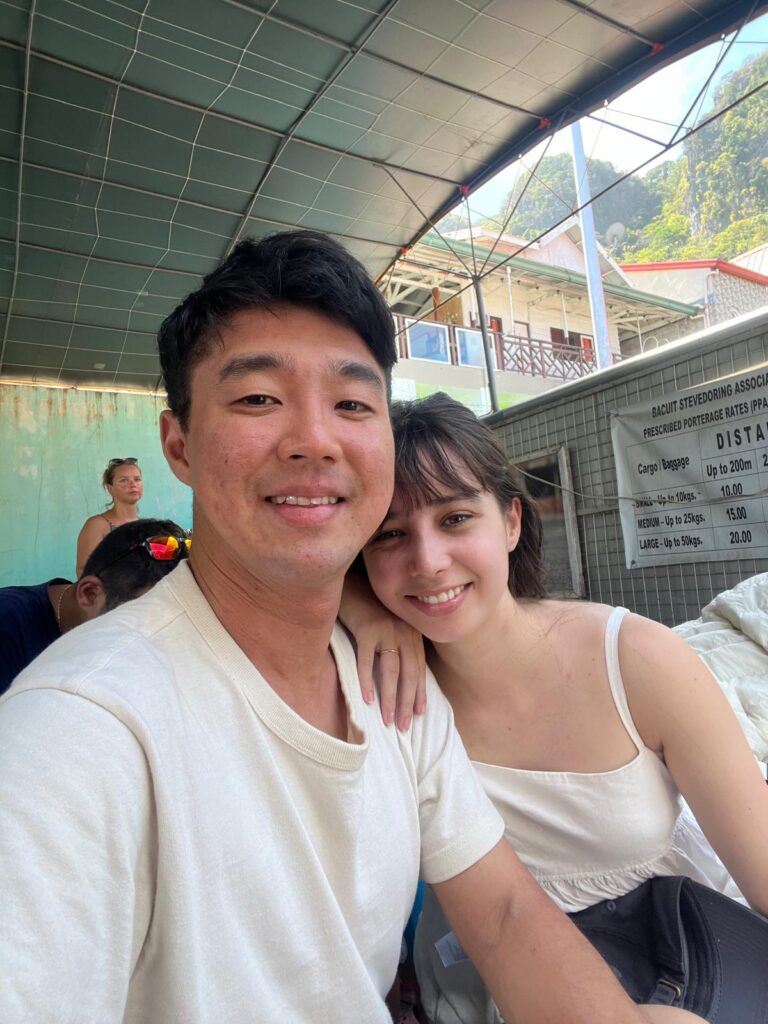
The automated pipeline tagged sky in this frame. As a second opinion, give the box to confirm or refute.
[463,12,768,224]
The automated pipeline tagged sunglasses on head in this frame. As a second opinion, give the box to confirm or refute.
[139,535,192,561]
[108,457,138,467]
[97,534,192,573]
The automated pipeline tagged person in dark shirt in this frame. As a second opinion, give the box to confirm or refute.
[0,518,188,694]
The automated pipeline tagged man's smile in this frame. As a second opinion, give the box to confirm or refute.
[267,495,341,505]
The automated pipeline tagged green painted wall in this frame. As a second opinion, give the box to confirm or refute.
[1,383,193,587]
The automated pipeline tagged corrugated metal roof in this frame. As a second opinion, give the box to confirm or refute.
[1,0,765,388]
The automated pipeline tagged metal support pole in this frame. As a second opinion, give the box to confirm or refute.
[570,120,613,370]
[473,275,499,413]
[505,266,515,330]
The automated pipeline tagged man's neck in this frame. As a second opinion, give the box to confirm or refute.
[189,548,349,735]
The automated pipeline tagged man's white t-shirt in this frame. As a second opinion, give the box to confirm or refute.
[0,562,503,1023]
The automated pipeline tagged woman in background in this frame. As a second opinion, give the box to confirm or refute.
[76,458,143,575]
[345,392,768,1024]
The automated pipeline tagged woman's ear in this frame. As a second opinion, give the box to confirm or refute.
[506,496,523,552]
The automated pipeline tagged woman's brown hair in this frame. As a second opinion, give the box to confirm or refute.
[390,392,546,599]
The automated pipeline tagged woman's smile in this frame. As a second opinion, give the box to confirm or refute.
[407,583,471,613]
[364,480,519,646]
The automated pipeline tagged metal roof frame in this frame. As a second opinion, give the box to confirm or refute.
[1,0,766,389]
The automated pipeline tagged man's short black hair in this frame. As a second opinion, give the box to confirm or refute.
[82,518,187,611]
[157,230,398,429]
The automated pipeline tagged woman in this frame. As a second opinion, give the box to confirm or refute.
[345,393,768,1023]
[75,458,143,575]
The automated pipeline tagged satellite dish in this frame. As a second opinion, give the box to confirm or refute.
[605,222,626,248]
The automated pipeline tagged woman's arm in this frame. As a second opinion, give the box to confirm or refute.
[75,517,109,577]
[339,572,427,731]
[620,613,768,915]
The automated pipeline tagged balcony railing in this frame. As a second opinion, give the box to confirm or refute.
[393,314,601,382]
[500,333,598,381]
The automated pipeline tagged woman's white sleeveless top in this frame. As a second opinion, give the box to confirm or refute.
[471,606,742,913]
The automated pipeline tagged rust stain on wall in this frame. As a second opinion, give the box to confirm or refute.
[2,383,192,586]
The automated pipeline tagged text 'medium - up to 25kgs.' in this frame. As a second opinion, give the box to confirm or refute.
[611,368,768,568]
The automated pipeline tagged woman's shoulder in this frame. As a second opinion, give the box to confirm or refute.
[614,607,679,654]
[528,601,644,672]
[80,512,110,530]
[535,598,615,634]
[77,514,112,543]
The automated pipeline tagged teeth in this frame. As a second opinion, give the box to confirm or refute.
[269,495,339,506]
[415,585,466,605]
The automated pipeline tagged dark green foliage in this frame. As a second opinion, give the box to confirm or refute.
[481,153,660,245]
[684,51,768,237]
[435,212,470,234]
[479,52,768,263]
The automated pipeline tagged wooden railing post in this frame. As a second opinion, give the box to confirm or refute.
[390,314,602,382]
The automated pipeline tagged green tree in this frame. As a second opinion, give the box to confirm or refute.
[435,212,470,234]
[482,153,660,247]
[625,51,768,261]
[624,160,693,261]
[685,51,768,237]
[631,213,692,263]
[484,51,768,264]
[708,213,768,259]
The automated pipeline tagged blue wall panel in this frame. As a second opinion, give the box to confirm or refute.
[1,383,193,586]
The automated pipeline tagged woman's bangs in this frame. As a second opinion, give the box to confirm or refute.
[394,436,480,514]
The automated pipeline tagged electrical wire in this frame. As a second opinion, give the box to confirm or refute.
[513,461,768,511]
[388,75,768,365]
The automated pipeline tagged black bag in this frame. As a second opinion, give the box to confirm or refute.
[569,876,768,1022]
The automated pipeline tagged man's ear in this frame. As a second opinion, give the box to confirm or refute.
[506,496,523,553]
[74,575,108,621]
[160,409,192,486]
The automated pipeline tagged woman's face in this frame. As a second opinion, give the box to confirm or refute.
[107,464,143,505]
[363,471,521,646]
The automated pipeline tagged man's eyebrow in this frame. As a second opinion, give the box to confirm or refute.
[217,353,291,383]
[216,354,384,392]
[330,359,385,393]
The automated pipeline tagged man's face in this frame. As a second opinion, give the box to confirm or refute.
[161,305,394,591]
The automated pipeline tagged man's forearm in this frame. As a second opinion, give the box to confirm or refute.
[434,842,645,1024]
[463,883,642,1023]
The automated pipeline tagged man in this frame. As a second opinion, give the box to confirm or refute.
[0,232,650,1023]
[0,518,188,694]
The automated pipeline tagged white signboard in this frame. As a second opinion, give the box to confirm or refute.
[611,366,768,568]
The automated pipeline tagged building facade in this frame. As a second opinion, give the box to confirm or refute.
[384,225,699,415]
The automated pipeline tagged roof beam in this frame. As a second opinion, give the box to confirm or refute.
[554,0,655,45]
[227,0,402,254]
[223,0,544,118]
[3,311,155,337]
[8,240,200,277]
[0,162,407,264]
[0,40,468,187]
[0,0,35,377]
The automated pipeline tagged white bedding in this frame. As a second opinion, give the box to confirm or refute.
[673,572,768,760]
